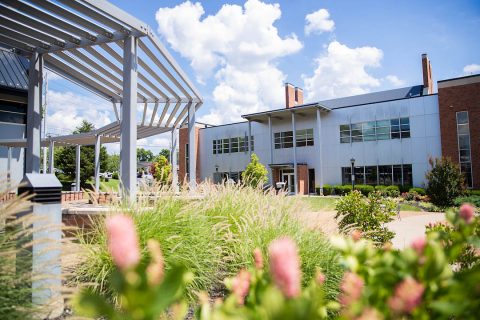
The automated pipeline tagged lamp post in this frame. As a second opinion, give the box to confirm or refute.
[350,158,355,190]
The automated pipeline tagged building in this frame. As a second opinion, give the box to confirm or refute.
[179,55,480,193]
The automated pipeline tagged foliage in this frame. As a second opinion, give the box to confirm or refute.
[242,153,268,188]
[106,153,120,173]
[320,184,332,195]
[150,155,171,184]
[158,149,170,161]
[137,148,154,162]
[385,185,400,197]
[335,191,396,245]
[112,171,119,180]
[409,187,426,196]
[333,185,352,195]
[73,183,342,303]
[426,157,465,207]
[454,195,480,208]
[354,184,374,196]
[54,120,108,188]
[401,190,430,202]
[467,189,480,196]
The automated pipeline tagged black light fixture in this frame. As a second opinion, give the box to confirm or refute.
[350,158,355,190]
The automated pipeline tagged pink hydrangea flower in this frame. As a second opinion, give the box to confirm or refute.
[253,248,264,269]
[339,272,364,306]
[232,269,251,305]
[459,204,475,224]
[411,237,426,256]
[268,237,301,298]
[105,214,140,270]
[388,277,425,313]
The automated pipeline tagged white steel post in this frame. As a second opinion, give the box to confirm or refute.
[171,126,179,193]
[26,52,42,174]
[268,115,273,184]
[248,120,252,157]
[94,135,101,193]
[75,145,81,191]
[291,112,298,195]
[48,140,54,174]
[316,109,324,195]
[7,146,11,190]
[188,102,196,191]
[121,36,138,201]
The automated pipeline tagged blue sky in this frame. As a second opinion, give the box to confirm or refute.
[46,0,480,153]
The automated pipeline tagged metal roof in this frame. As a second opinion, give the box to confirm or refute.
[0,0,203,128]
[242,103,330,123]
[0,49,29,90]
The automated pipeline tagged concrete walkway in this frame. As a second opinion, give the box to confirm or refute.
[387,212,446,249]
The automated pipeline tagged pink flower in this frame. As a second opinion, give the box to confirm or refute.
[459,204,475,224]
[351,230,362,241]
[232,269,251,305]
[339,272,364,306]
[316,271,326,285]
[146,239,164,285]
[105,214,140,270]
[268,237,301,298]
[411,237,426,256]
[388,278,425,313]
[253,248,264,269]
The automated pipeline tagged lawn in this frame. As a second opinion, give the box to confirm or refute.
[398,203,422,212]
[301,196,338,211]
[100,178,120,192]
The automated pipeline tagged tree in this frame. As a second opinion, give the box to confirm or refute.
[426,157,465,207]
[55,120,108,188]
[242,153,268,188]
[150,155,171,184]
[137,148,154,162]
[107,153,120,173]
[158,149,170,161]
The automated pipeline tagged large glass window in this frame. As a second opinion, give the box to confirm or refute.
[340,124,351,143]
[341,164,412,186]
[342,167,352,185]
[231,137,239,153]
[456,111,473,187]
[365,166,378,185]
[340,117,410,143]
[275,129,313,149]
[213,135,254,154]
[296,128,314,147]
[0,103,27,124]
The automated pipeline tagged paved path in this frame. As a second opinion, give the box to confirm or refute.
[386,212,446,249]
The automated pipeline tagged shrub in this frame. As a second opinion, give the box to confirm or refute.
[409,187,426,196]
[334,185,352,195]
[374,185,387,196]
[385,185,400,197]
[467,189,480,196]
[355,184,374,196]
[112,171,119,180]
[321,184,332,196]
[150,155,171,184]
[335,190,396,245]
[242,153,268,188]
[426,157,465,207]
[454,195,480,208]
[399,184,412,193]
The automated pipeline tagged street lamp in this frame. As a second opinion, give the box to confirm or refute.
[350,158,355,190]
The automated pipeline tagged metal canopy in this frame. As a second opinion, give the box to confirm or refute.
[242,103,331,123]
[0,0,203,126]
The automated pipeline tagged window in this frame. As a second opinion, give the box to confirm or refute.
[402,165,412,186]
[213,135,253,154]
[0,103,27,124]
[378,165,393,185]
[222,138,230,154]
[365,166,378,185]
[342,167,352,185]
[213,139,222,154]
[393,165,403,185]
[341,164,412,186]
[456,111,473,187]
[231,137,239,153]
[339,117,410,143]
[296,128,314,147]
[275,129,313,148]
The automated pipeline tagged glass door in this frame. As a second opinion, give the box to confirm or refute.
[281,169,295,194]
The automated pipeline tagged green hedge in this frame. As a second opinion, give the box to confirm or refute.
[409,187,426,196]
[466,190,480,196]
[454,195,480,208]
[320,184,332,196]
[355,184,375,196]
[385,185,400,197]
[334,185,352,195]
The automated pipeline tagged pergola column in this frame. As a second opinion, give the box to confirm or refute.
[48,139,54,174]
[171,126,179,193]
[268,115,273,184]
[94,135,101,193]
[75,145,81,192]
[316,109,324,195]
[26,52,42,174]
[120,35,138,201]
[291,112,298,195]
[188,102,196,191]
[7,146,12,190]
[247,120,252,157]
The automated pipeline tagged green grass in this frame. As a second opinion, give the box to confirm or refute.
[73,184,342,303]
[301,196,338,211]
[399,203,422,212]
[100,178,120,192]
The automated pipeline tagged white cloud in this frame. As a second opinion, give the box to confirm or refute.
[463,64,480,75]
[305,9,335,35]
[155,0,302,124]
[303,41,384,101]
[384,75,405,87]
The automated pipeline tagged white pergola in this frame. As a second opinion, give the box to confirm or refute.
[0,0,202,199]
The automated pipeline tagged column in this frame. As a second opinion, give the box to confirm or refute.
[26,52,42,174]
[171,126,179,193]
[188,102,196,191]
[316,109,324,195]
[94,135,101,193]
[48,139,54,174]
[43,147,47,174]
[75,145,81,192]
[120,36,138,202]
[247,120,252,157]
[291,112,298,195]
[7,146,11,190]
[268,115,273,184]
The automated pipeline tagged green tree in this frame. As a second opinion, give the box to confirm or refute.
[158,149,170,161]
[426,157,465,207]
[55,120,108,188]
[150,155,171,184]
[242,153,268,188]
[137,148,154,162]
[106,153,120,173]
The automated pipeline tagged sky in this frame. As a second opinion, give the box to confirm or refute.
[44,0,480,154]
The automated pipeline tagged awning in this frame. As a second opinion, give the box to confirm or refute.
[242,103,330,123]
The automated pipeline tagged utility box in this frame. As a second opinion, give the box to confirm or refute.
[18,174,63,318]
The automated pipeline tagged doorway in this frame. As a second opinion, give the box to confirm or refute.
[281,169,295,194]
[308,168,315,194]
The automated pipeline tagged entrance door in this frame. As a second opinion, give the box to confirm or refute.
[281,169,295,194]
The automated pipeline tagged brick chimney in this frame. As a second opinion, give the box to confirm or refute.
[285,83,304,108]
[422,54,433,95]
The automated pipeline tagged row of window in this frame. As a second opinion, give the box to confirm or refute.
[274,128,314,149]
[213,136,254,154]
[456,111,473,188]
[340,118,410,143]
[0,103,26,124]
[213,171,243,184]
[341,164,413,186]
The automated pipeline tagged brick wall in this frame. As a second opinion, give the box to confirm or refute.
[297,164,308,195]
[438,77,480,188]
[61,191,84,203]
[178,127,201,184]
